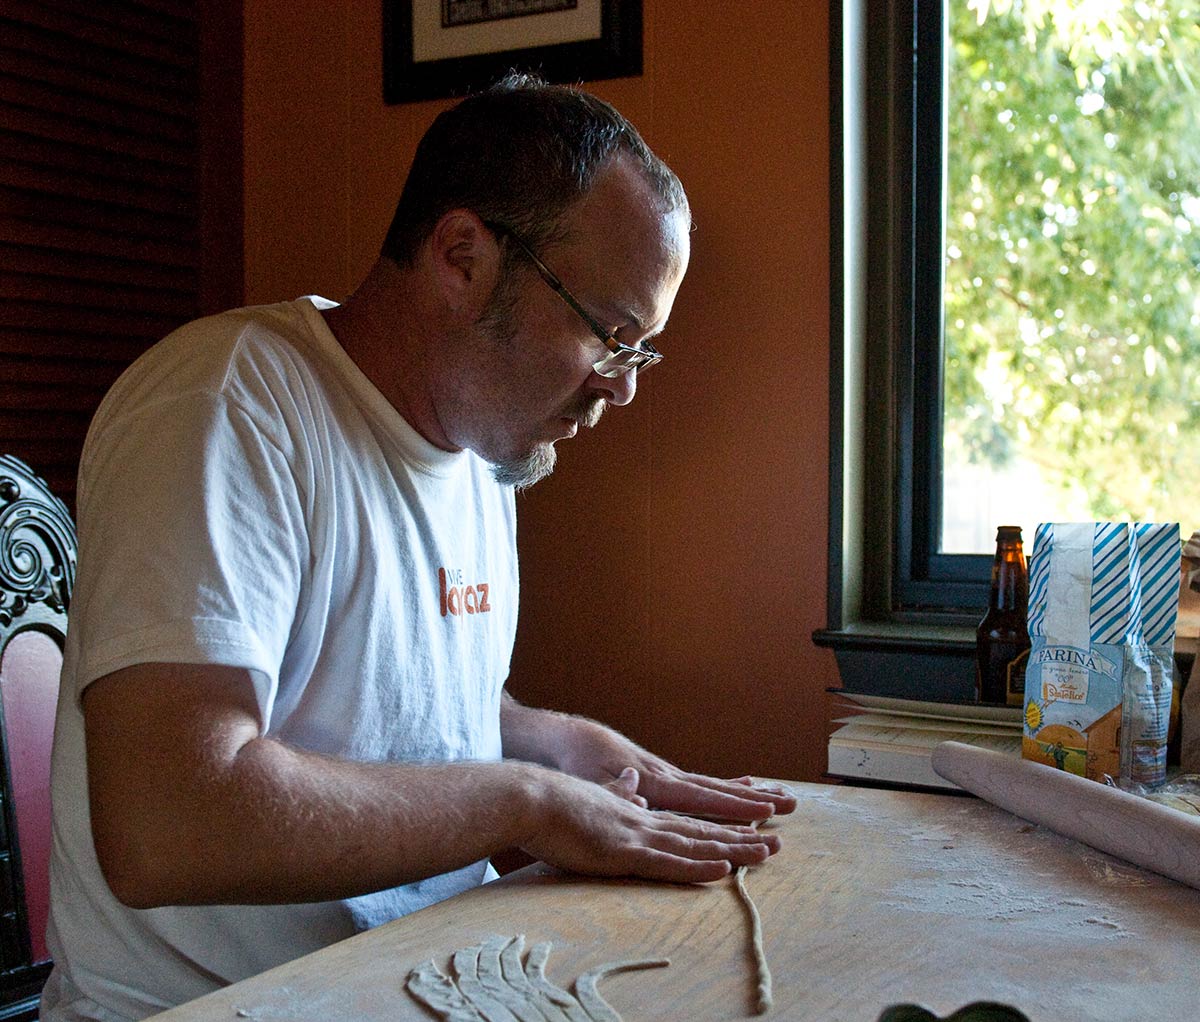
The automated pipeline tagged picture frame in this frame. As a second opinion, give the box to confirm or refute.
[383,0,643,105]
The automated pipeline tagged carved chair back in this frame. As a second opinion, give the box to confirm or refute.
[0,455,76,1017]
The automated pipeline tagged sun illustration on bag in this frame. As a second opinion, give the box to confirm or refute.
[1024,700,1043,731]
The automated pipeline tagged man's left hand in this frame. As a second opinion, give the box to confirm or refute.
[556,717,798,824]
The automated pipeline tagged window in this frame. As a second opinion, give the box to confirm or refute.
[941,1,1200,555]
[819,0,1200,696]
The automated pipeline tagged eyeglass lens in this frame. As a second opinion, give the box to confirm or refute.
[593,345,659,378]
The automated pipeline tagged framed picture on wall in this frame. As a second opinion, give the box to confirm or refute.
[383,0,643,104]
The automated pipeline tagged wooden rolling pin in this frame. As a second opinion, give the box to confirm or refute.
[930,741,1200,890]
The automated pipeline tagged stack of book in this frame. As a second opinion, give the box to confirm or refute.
[827,691,1022,791]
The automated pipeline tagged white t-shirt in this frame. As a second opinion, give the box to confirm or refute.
[42,298,519,1021]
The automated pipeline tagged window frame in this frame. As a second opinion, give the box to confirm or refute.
[816,0,988,699]
[835,0,993,624]
[903,0,992,611]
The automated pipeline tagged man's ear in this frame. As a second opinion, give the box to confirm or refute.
[427,209,500,317]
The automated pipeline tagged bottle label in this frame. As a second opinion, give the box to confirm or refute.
[1005,649,1029,706]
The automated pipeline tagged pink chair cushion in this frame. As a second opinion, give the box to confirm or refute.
[0,629,61,965]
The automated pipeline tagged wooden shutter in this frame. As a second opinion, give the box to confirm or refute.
[0,0,242,509]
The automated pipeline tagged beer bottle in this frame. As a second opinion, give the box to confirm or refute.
[975,525,1031,705]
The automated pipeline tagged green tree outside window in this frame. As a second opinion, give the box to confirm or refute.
[943,0,1200,543]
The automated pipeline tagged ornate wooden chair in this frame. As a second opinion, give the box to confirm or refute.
[0,456,76,1020]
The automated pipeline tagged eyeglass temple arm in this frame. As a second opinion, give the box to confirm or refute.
[488,221,621,353]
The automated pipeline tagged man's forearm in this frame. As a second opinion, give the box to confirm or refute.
[94,728,561,909]
[87,667,783,911]
[499,690,584,769]
[206,747,546,905]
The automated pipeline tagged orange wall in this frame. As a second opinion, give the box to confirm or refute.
[242,1,838,783]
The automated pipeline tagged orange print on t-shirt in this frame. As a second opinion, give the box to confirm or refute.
[438,566,492,618]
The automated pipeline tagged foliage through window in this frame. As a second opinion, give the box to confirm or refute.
[941,0,1200,554]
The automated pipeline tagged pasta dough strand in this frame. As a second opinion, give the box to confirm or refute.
[735,828,774,1014]
[523,942,591,1022]
[474,936,553,1022]
[407,938,667,1022]
[406,959,488,1022]
[452,945,523,1022]
[499,937,576,1022]
[574,959,670,1022]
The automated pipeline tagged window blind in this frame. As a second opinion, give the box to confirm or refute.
[0,0,208,508]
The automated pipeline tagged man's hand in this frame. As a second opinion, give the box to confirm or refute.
[500,693,798,824]
[558,718,797,823]
[517,771,780,884]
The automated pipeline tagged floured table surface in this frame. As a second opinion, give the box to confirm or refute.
[147,782,1200,1022]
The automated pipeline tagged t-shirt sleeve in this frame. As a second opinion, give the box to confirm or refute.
[68,390,307,729]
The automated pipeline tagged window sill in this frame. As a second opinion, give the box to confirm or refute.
[814,621,979,702]
[814,623,1196,703]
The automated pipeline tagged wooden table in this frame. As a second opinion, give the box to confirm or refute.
[148,782,1200,1021]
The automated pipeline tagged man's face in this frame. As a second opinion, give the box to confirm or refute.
[449,155,690,489]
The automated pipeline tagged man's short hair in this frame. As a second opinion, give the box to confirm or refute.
[380,73,689,265]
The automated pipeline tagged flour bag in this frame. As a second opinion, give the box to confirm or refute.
[1022,522,1180,787]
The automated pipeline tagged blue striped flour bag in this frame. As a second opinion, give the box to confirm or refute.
[1023,522,1180,788]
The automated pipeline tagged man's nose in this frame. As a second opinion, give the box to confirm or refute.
[590,367,637,406]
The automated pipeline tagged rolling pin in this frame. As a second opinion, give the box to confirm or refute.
[930,741,1200,890]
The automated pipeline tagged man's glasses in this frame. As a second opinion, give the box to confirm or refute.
[484,221,663,378]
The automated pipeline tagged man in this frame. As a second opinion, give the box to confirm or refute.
[42,76,795,1021]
